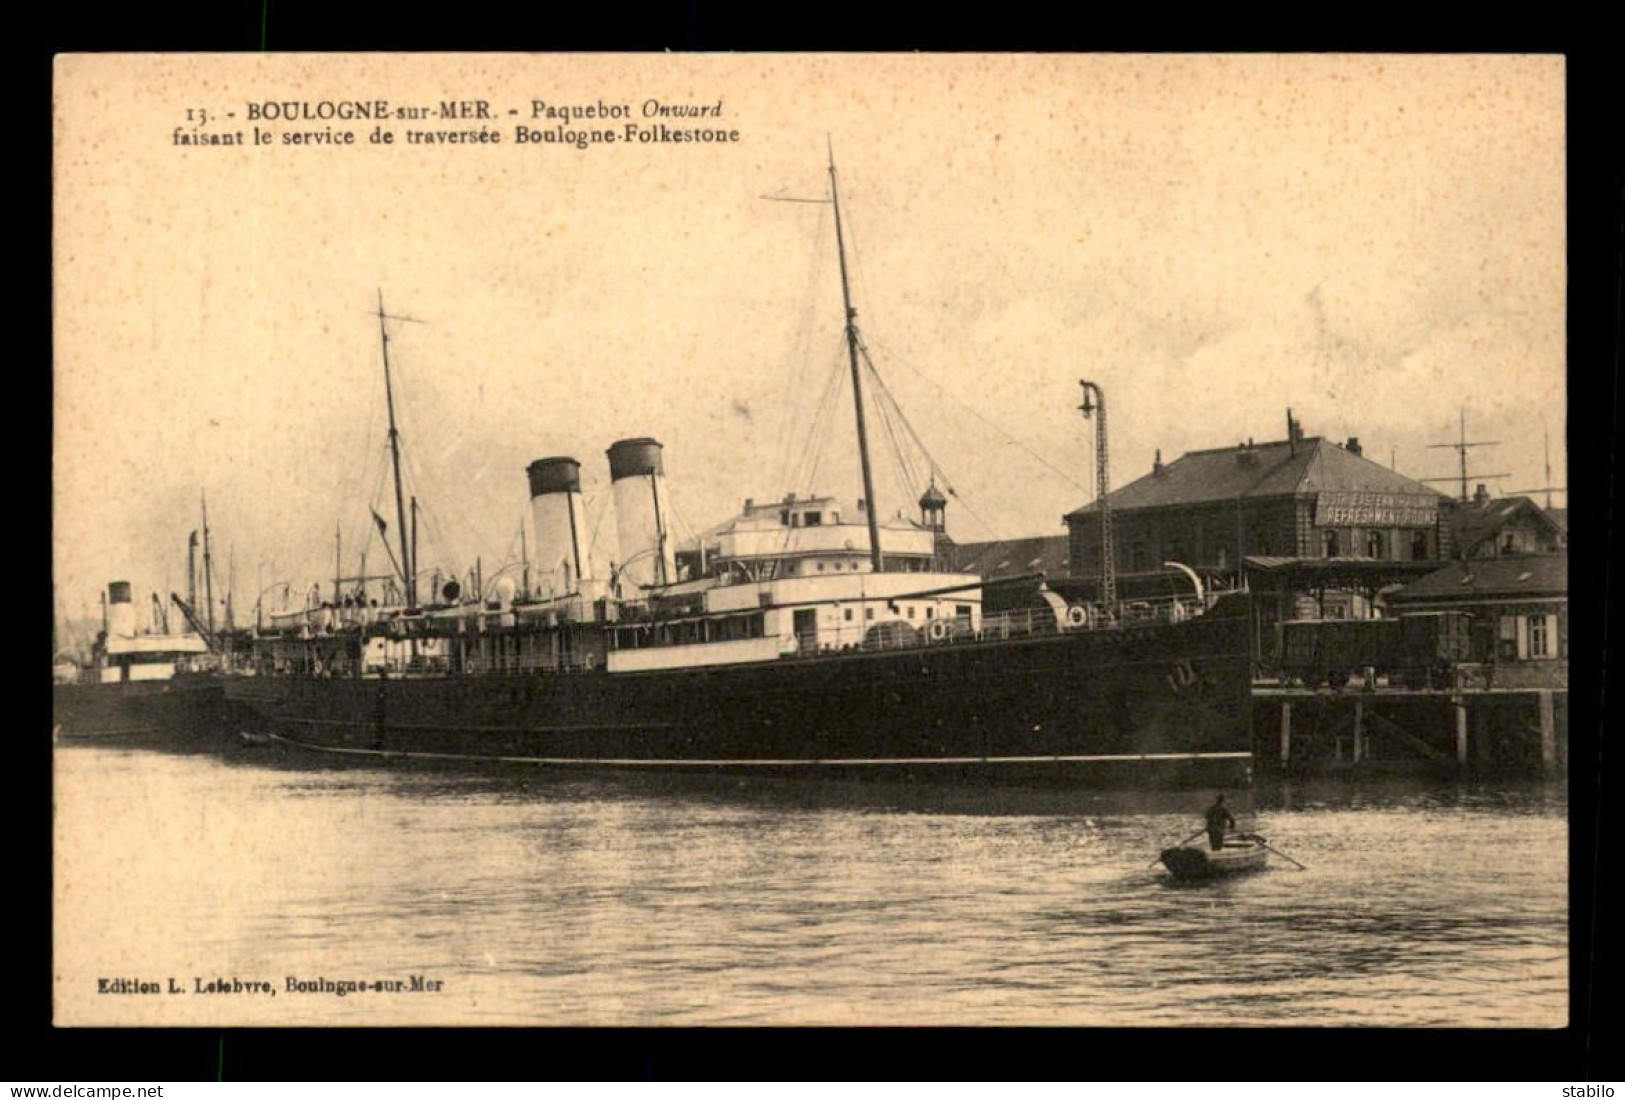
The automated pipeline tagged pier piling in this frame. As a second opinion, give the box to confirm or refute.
[1455,702,1469,769]
[1279,702,1292,767]
[1538,690,1557,774]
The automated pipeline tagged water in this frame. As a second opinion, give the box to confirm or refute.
[53,744,1567,1027]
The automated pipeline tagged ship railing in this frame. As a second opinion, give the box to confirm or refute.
[462,652,599,676]
[978,608,1062,640]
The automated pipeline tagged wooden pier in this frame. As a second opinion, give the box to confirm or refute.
[1251,682,1566,778]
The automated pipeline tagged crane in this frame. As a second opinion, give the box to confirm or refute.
[1079,380,1115,615]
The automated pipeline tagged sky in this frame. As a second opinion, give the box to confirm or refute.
[53,54,1566,628]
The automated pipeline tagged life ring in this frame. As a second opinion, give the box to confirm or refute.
[1065,605,1088,627]
[927,619,952,643]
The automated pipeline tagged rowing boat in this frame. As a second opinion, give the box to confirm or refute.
[1158,835,1269,880]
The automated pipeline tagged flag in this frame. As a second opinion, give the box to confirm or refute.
[371,509,388,536]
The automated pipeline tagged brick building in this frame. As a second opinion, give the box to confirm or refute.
[1065,418,1452,581]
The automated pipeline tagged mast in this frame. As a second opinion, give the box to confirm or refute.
[377,290,416,608]
[201,492,216,635]
[335,524,342,612]
[828,144,885,573]
[186,531,198,617]
[519,517,530,599]
[411,496,420,600]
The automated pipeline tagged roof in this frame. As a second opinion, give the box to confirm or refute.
[1443,495,1564,553]
[1388,554,1568,603]
[1547,507,1567,532]
[1066,437,1443,518]
[944,535,1070,581]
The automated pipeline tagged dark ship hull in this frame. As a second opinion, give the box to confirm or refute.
[226,614,1253,787]
[53,673,251,749]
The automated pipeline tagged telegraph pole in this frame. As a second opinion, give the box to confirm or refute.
[1423,409,1508,501]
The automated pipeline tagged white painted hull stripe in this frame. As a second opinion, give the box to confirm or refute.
[261,735,1251,768]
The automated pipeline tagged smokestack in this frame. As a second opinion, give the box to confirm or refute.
[526,457,592,597]
[1345,437,1362,456]
[106,581,136,638]
[607,437,676,592]
[1474,483,1491,505]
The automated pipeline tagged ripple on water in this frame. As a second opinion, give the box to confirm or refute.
[53,746,1567,1026]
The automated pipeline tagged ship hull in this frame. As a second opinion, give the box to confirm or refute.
[52,674,250,749]
[227,616,1254,787]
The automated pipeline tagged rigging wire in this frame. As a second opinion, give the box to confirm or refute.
[865,332,1091,496]
[861,345,1005,542]
[866,355,923,505]
[769,202,834,493]
[790,336,851,499]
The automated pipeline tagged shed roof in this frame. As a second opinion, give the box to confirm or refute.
[945,535,1070,580]
[1388,554,1567,603]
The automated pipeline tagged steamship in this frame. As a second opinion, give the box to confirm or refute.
[52,581,240,743]
[224,156,1254,787]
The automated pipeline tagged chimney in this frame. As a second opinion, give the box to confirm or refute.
[1153,448,1164,475]
[743,497,754,511]
[607,437,676,590]
[1474,483,1491,505]
[1346,437,1362,457]
[1286,408,1299,456]
[526,456,592,596]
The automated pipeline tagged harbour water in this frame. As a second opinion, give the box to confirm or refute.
[53,742,1567,1027]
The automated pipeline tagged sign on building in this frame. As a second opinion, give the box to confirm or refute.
[1314,492,1437,528]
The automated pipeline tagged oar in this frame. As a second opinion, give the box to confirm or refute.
[1148,827,1206,868]
[1243,834,1307,871]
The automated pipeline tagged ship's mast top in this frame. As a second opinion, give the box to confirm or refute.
[828,143,885,573]
[376,290,420,609]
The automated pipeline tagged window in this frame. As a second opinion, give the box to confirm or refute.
[816,562,825,572]
[1412,531,1428,560]
[1527,614,1550,658]
[1324,531,1340,558]
[1498,615,1519,660]
[906,606,916,619]
[926,607,935,619]
[805,512,823,527]
[1501,531,1516,554]
[1367,531,1385,559]
[865,608,875,620]
[780,510,790,526]
[843,608,853,621]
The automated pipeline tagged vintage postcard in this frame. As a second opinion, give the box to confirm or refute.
[53,54,1567,1027]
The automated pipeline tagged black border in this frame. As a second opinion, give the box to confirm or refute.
[30,9,1622,1083]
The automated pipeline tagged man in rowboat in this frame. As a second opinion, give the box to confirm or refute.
[1205,793,1237,850]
